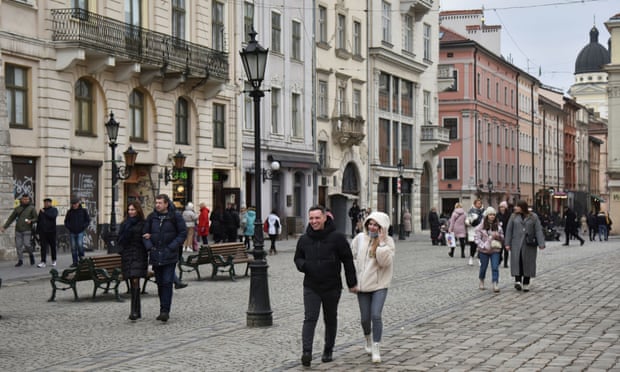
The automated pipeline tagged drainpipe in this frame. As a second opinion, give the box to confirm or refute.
[531,82,535,204]
[473,47,479,200]
[515,72,520,202]
[542,107,546,211]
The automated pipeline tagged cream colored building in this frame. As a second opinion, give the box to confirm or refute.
[0,1,235,259]
[605,13,620,229]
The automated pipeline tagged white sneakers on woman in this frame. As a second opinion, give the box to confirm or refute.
[364,335,372,355]
[371,342,381,363]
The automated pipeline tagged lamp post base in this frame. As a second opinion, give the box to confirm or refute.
[103,225,121,254]
[246,249,273,327]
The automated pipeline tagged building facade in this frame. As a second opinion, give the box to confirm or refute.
[0,0,233,258]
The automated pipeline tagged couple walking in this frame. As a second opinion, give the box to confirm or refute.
[294,205,395,367]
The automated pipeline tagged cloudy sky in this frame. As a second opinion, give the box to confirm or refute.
[439,0,618,93]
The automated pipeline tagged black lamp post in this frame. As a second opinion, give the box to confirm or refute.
[240,29,272,327]
[104,111,138,253]
[487,178,494,207]
[396,159,405,240]
[161,150,187,185]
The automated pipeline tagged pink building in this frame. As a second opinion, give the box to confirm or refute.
[438,26,536,214]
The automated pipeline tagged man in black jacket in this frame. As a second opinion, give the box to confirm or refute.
[294,205,358,367]
[143,194,187,322]
[563,207,585,246]
[36,198,58,268]
[64,198,91,267]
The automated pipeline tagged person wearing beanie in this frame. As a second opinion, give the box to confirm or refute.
[351,211,395,363]
[474,207,504,292]
[497,201,512,268]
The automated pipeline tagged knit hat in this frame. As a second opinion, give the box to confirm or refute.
[483,206,497,216]
[71,197,80,204]
[499,201,508,209]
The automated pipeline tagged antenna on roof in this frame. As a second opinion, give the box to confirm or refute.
[481,5,485,25]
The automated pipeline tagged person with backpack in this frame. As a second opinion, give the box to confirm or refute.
[142,194,187,322]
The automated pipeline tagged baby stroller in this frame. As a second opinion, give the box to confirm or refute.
[437,218,448,246]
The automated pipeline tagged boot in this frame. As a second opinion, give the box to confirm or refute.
[448,247,454,257]
[135,288,141,319]
[129,287,140,321]
[371,342,381,363]
[493,282,500,293]
[364,335,372,355]
[29,253,35,265]
[479,279,485,290]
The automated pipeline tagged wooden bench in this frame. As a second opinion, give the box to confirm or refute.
[178,242,251,281]
[48,254,154,301]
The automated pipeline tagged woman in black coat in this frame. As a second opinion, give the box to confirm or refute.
[118,201,147,321]
[428,207,441,245]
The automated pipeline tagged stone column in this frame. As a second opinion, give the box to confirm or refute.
[605,16,620,233]
[0,54,16,260]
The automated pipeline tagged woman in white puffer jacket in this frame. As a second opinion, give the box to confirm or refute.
[351,211,395,364]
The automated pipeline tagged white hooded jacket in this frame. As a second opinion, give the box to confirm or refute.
[351,211,395,292]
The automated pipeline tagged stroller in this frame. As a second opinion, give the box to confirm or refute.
[437,218,449,246]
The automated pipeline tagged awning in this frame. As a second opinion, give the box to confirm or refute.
[591,195,606,203]
[277,154,319,169]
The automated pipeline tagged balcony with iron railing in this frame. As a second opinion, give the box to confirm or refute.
[51,8,228,82]
[420,124,450,155]
[330,102,366,147]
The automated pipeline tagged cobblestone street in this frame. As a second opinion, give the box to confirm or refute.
[0,234,618,371]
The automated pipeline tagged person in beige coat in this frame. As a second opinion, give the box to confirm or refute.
[351,211,395,364]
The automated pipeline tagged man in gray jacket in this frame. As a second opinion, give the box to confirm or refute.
[1,194,38,266]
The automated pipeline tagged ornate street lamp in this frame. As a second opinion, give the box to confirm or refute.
[262,155,281,182]
[487,178,494,207]
[396,158,405,240]
[161,150,187,185]
[240,29,272,327]
[104,111,138,253]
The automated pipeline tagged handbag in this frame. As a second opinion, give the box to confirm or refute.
[446,232,456,248]
[491,239,503,249]
[525,233,538,247]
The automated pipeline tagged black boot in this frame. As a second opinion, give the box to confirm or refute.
[129,287,140,320]
[448,247,454,257]
[135,287,141,319]
[29,253,35,266]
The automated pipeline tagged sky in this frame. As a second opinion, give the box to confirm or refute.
[439,0,618,93]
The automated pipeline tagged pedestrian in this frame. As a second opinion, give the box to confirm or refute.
[428,207,440,245]
[118,201,147,321]
[243,206,256,250]
[580,214,588,236]
[224,203,239,242]
[402,208,412,237]
[182,202,197,251]
[448,202,467,258]
[474,207,504,292]
[197,202,210,245]
[351,211,395,363]
[142,194,187,322]
[562,207,584,246]
[36,198,58,268]
[497,201,512,268]
[1,194,38,266]
[209,206,225,243]
[266,209,281,255]
[596,210,609,241]
[504,200,546,292]
[466,199,484,265]
[293,205,358,367]
[64,197,90,267]
[587,210,598,241]
[238,205,247,243]
[348,201,361,238]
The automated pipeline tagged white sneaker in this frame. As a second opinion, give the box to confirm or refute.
[37,262,46,268]
[52,261,57,267]
[364,335,372,355]
[468,257,474,265]
[371,342,381,363]
[522,284,530,292]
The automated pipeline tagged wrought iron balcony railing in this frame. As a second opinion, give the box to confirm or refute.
[51,8,228,81]
[331,116,365,147]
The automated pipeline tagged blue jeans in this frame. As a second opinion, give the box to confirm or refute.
[69,232,85,264]
[154,263,176,313]
[357,288,388,342]
[302,286,341,353]
[598,225,608,241]
[479,251,501,283]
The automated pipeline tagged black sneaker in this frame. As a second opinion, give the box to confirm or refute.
[321,350,333,363]
[514,282,522,291]
[301,352,312,367]
[15,260,23,267]
[174,282,188,289]
[156,312,169,322]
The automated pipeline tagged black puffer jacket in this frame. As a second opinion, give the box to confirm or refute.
[294,218,357,292]
[143,203,187,267]
[118,217,148,278]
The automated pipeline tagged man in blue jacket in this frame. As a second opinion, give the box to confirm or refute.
[143,194,187,322]
[294,205,358,367]
[64,198,90,267]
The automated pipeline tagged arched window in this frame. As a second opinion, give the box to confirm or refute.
[75,79,93,135]
[342,163,359,194]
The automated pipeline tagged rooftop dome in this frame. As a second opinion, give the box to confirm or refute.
[575,26,610,74]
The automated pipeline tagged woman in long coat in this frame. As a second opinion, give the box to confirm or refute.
[504,200,546,292]
[448,202,467,258]
[118,201,148,321]
[428,207,440,245]
[402,209,412,237]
